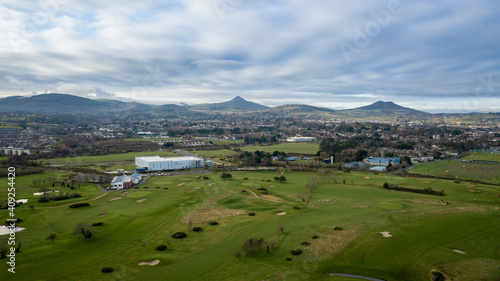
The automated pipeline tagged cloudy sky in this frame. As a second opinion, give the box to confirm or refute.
[1,0,499,113]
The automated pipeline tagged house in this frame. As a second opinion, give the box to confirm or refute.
[110,173,142,190]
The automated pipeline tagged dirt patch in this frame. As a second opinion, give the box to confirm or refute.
[468,189,482,193]
[193,186,201,189]
[119,191,129,195]
[207,183,212,187]
[98,213,106,217]
[351,205,368,208]
[108,197,122,201]
[276,212,286,215]
[182,203,246,224]
[466,185,476,188]
[136,198,147,203]
[453,249,466,254]
[379,231,392,237]
[364,176,371,179]
[138,259,160,266]
[423,181,431,184]
[374,213,381,216]
[260,194,283,202]
[268,185,275,188]
[177,182,186,187]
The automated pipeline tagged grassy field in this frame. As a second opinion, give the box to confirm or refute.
[1,170,498,280]
[190,149,239,158]
[410,152,500,184]
[241,142,320,155]
[42,151,179,164]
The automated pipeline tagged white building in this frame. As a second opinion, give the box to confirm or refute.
[135,156,204,171]
[0,147,30,156]
[110,173,142,190]
[286,137,317,142]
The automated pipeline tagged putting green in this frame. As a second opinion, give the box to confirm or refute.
[127,191,151,198]
[378,201,404,210]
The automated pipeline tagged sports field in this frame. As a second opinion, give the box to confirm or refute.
[241,142,320,155]
[1,170,498,280]
[42,151,179,164]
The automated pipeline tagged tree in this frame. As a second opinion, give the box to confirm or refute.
[221,172,232,179]
[73,223,95,239]
[279,175,287,182]
[47,233,57,243]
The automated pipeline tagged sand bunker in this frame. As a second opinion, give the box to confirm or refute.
[193,186,201,189]
[268,185,275,188]
[108,197,122,201]
[364,176,371,179]
[138,259,160,266]
[468,189,481,193]
[351,205,368,208]
[177,182,186,186]
[379,231,392,238]
[119,191,129,195]
[33,191,59,196]
[16,199,28,204]
[453,249,466,254]
[98,213,106,217]
[0,226,25,235]
[276,212,286,215]
[136,198,147,203]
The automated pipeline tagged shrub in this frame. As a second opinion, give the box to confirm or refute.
[257,187,267,191]
[70,193,82,198]
[202,176,209,180]
[134,186,140,189]
[172,232,187,239]
[192,227,203,232]
[244,177,249,180]
[37,197,49,203]
[221,172,232,179]
[261,191,269,195]
[301,242,310,246]
[69,202,90,208]
[163,187,169,189]
[101,267,114,273]
[143,186,149,189]
[156,245,167,251]
[312,235,319,239]
[248,212,256,216]
[334,226,343,231]
[266,180,271,182]
[208,221,219,226]
[286,257,292,261]
[92,222,104,227]
[293,206,300,210]
[155,186,160,189]
[241,189,246,193]
[291,249,303,255]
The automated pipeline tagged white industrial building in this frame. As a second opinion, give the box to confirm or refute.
[135,156,204,171]
[286,137,317,142]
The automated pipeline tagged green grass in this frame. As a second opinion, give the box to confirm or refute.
[42,151,179,164]
[410,159,500,184]
[241,142,320,155]
[1,170,498,281]
[190,149,239,158]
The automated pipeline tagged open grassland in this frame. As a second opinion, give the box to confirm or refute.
[410,153,500,184]
[241,142,320,155]
[0,171,499,281]
[42,151,178,164]
[190,149,239,158]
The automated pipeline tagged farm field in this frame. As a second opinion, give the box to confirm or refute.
[42,151,179,164]
[241,142,320,155]
[410,152,500,184]
[1,170,498,280]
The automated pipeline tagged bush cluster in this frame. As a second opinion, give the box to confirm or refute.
[192,227,203,232]
[300,242,310,246]
[208,221,219,226]
[92,222,104,227]
[156,245,167,251]
[248,212,256,216]
[69,202,90,208]
[101,267,114,273]
[334,226,343,231]
[291,249,303,255]
[172,232,187,239]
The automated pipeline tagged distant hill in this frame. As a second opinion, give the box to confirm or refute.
[264,104,335,114]
[338,101,426,117]
[192,96,268,111]
[0,93,153,114]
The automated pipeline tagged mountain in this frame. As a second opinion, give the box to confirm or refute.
[264,104,335,114]
[0,93,153,114]
[192,96,268,111]
[338,101,426,117]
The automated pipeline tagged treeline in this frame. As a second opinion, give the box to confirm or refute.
[383,183,444,196]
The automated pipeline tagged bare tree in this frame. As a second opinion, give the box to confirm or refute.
[47,233,57,244]
[73,223,95,239]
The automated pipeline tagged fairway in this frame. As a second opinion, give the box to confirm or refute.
[1,170,499,281]
[241,142,320,154]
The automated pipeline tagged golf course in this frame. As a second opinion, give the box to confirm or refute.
[1,167,499,280]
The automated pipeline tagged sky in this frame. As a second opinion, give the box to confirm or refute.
[1,0,499,113]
